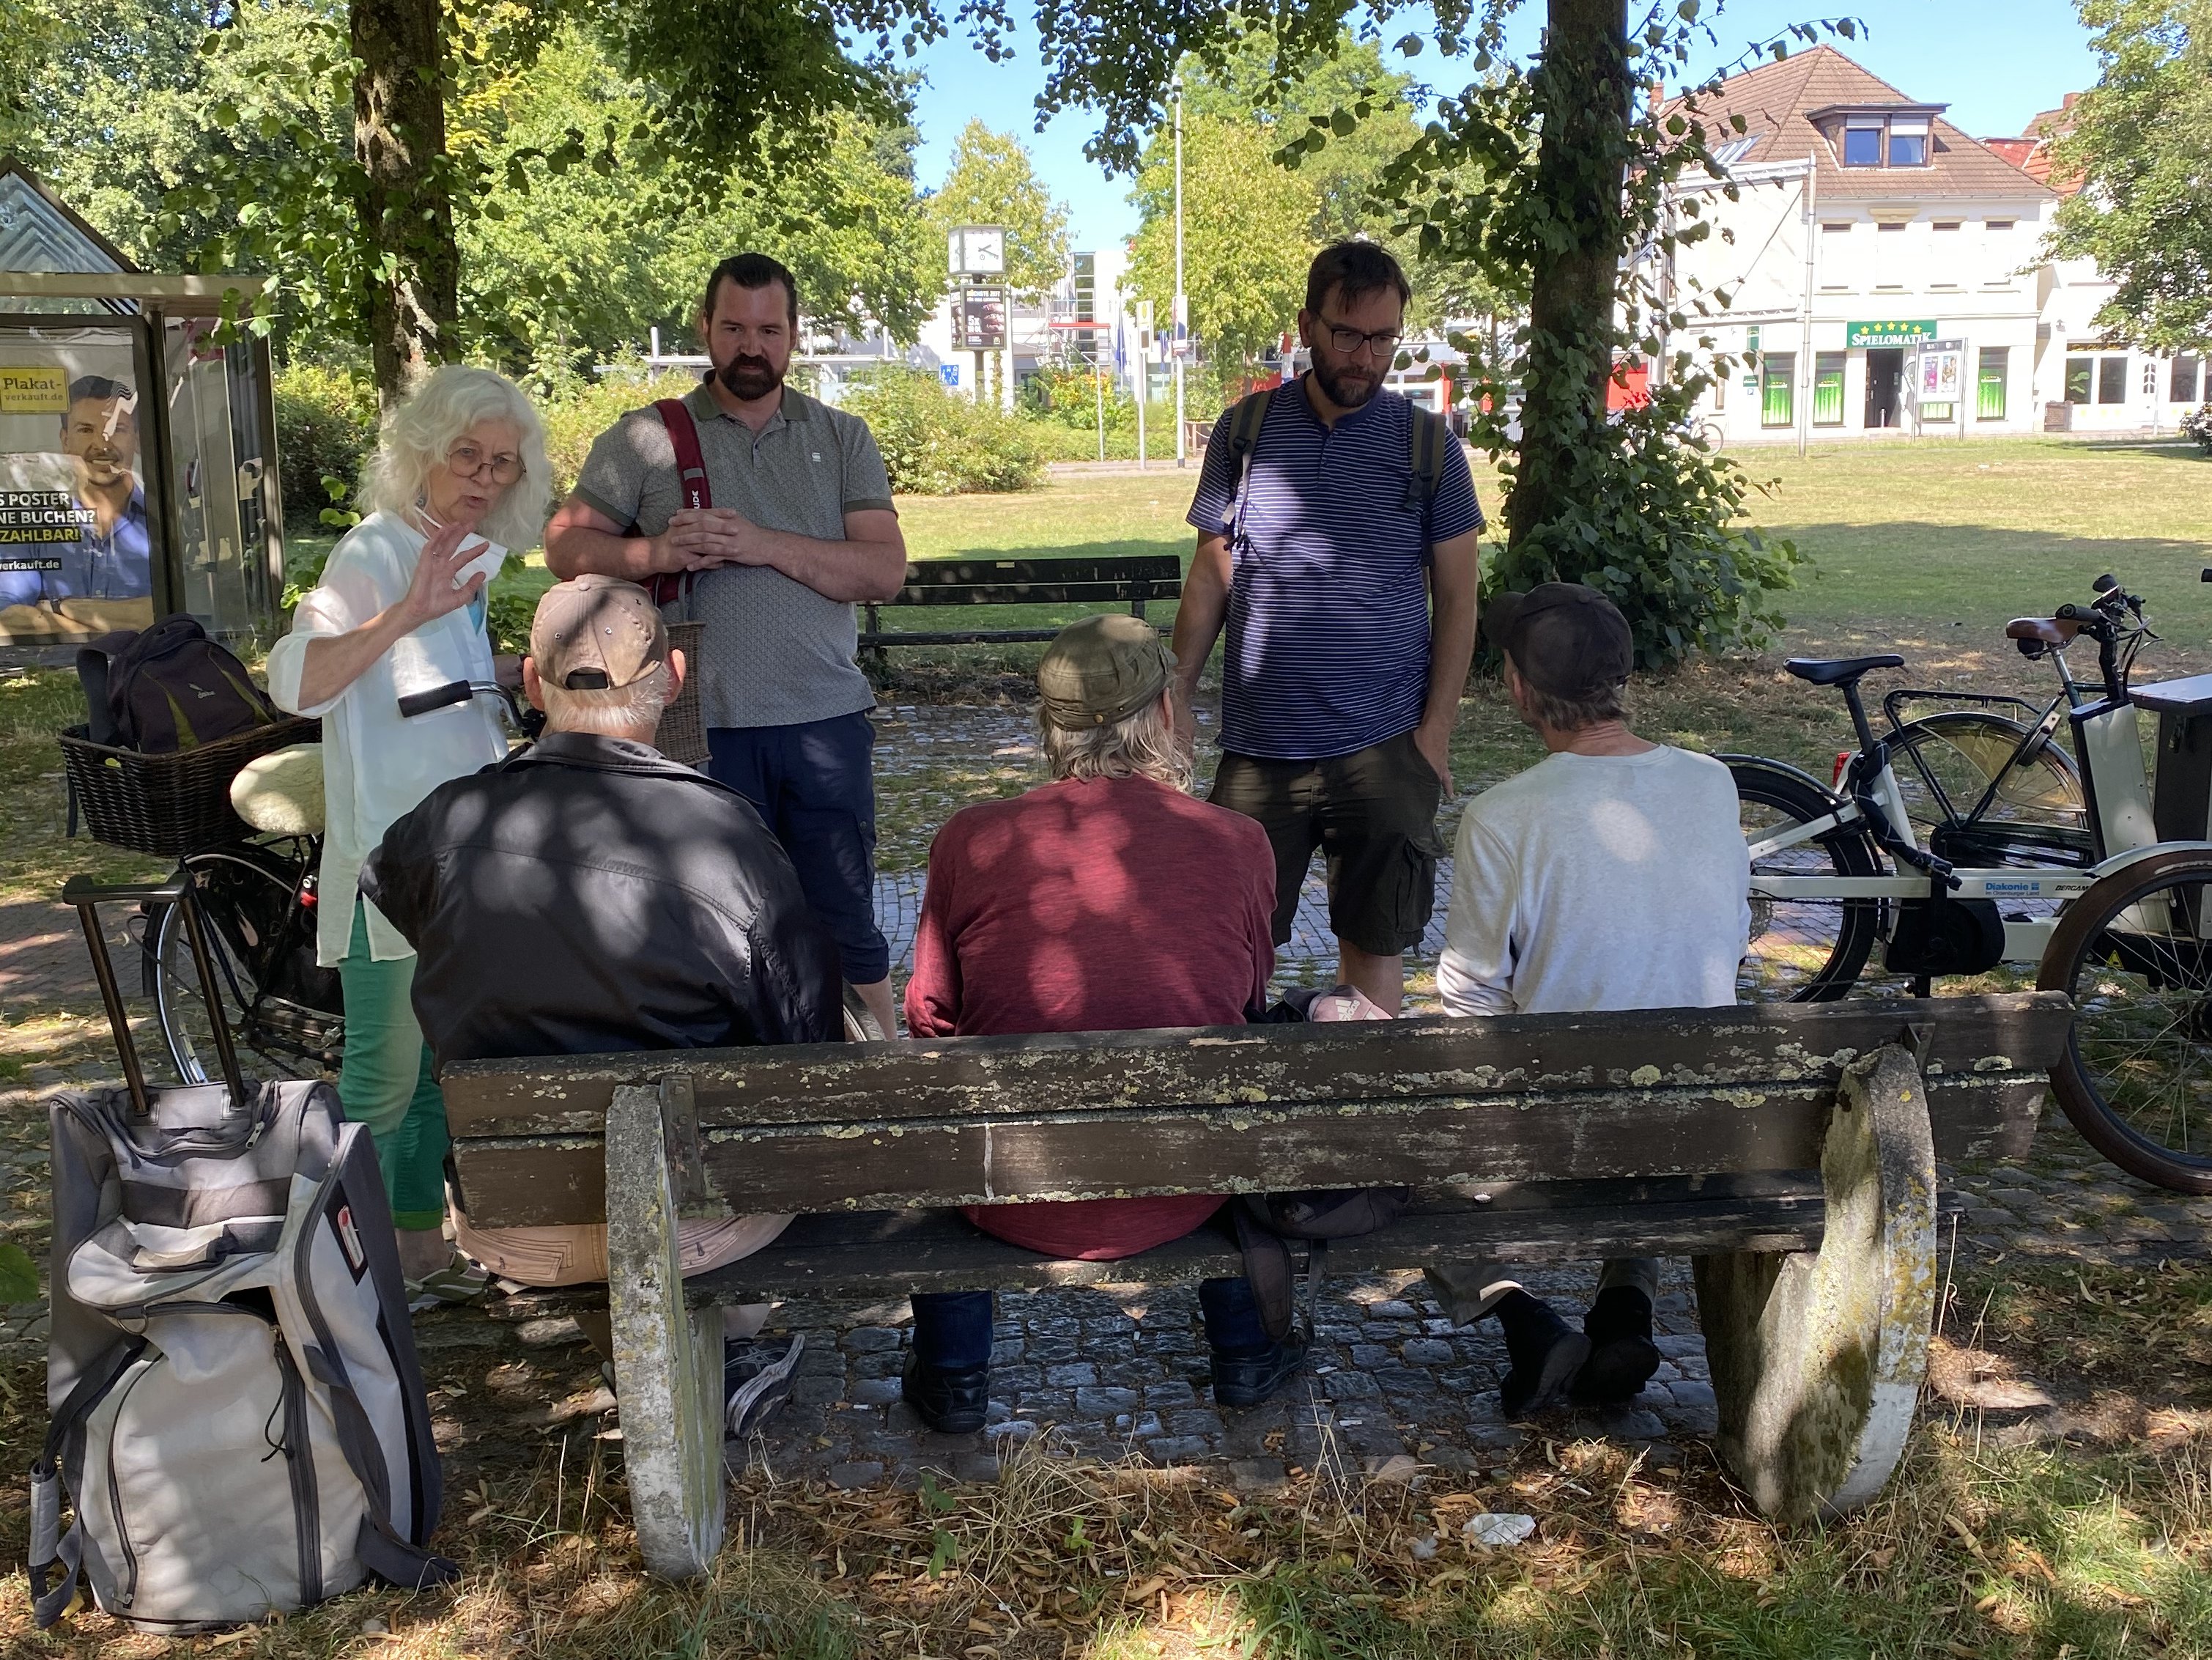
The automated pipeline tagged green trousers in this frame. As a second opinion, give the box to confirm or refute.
[337,904,448,1232]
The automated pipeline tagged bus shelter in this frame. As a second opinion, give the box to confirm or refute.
[0,158,284,649]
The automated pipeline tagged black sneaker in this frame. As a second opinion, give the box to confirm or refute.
[1495,1291,1590,1418]
[901,1350,989,1434]
[1210,1335,1308,1409]
[725,1334,804,1437]
[1571,1286,1662,1406]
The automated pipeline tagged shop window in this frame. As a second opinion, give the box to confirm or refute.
[1977,347,2008,420]
[1761,353,1796,427]
[2065,358,2093,404]
[1813,353,1846,425]
[2098,356,2128,405]
[2173,355,2203,404]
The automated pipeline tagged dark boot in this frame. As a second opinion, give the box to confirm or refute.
[1572,1285,1661,1406]
[1201,1276,1307,1409]
[1492,1290,1589,1417]
[903,1291,993,1434]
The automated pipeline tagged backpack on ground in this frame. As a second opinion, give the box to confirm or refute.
[1221,384,1449,555]
[32,1068,455,1632]
[76,615,279,752]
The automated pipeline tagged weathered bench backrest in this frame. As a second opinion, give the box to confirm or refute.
[883,555,1183,609]
[444,993,2071,1230]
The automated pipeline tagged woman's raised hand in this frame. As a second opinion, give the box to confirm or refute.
[400,520,492,627]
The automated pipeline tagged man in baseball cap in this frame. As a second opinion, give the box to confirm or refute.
[1427,582,1750,1417]
[363,573,845,1437]
[895,612,1303,1431]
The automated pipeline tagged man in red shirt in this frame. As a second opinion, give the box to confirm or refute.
[900,614,1302,1431]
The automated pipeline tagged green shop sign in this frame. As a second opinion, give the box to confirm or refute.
[1847,319,1939,348]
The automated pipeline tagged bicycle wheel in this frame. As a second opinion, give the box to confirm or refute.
[1887,710,2087,866]
[154,846,341,1085]
[2039,846,2212,1193]
[1731,757,1884,1002]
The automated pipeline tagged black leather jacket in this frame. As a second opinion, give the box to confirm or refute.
[361,731,844,1066]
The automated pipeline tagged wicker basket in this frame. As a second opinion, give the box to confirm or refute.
[62,716,323,857]
[654,620,709,765]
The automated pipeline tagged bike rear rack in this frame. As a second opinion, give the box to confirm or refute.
[62,873,245,1113]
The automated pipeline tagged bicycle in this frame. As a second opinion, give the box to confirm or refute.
[1728,572,2212,1194]
[116,680,536,1085]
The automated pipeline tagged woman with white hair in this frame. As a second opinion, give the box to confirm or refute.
[267,364,550,1299]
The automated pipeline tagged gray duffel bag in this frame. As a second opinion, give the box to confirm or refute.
[31,1076,456,1633]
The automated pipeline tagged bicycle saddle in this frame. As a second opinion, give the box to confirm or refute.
[1783,654,1904,687]
[2005,616,2082,645]
[230,743,325,837]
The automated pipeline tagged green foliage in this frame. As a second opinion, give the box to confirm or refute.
[272,361,380,530]
[839,369,1043,496]
[1021,363,1136,433]
[2182,403,2212,454]
[536,367,704,497]
[1484,376,1804,669]
[0,1239,37,1304]
[925,121,1071,301]
[2050,0,2212,355]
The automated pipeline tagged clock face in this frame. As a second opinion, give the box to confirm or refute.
[953,226,1005,275]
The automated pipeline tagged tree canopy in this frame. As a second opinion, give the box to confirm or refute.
[925,120,1071,301]
[2049,0,2212,355]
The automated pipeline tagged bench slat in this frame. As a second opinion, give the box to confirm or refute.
[884,582,1183,607]
[895,556,1182,589]
[442,994,2072,1137]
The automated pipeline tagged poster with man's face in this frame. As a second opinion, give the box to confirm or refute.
[0,328,158,641]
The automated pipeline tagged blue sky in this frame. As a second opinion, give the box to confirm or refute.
[903,0,2100,251]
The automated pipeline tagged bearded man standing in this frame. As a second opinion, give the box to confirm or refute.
[1177,242,1484,1015]
[545,253,906,1036]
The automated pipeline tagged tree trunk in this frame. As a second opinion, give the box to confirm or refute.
[1505,0,1632,553]
[352,0,459,407]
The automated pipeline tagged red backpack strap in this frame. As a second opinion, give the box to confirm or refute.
[642,399,712,607]
[653,398,712,512]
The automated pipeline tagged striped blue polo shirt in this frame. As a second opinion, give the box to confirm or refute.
[1186,377,1483,761]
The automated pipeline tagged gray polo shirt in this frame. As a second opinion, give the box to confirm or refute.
[572,383,897,730]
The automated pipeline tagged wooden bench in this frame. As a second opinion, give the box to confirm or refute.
[441,990,2072,1579]
[859,554,1182,654]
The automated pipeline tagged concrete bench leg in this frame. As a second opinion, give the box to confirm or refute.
[1692,1041,1937,1524]
[605,1082,726,1579]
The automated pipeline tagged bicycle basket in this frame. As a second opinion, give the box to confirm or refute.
[61,716,322,857]
[652,620,708,766]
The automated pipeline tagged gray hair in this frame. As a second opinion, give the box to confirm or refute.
[541,663,673,736]
[1038,694,1191,790]
[359,365,551,551]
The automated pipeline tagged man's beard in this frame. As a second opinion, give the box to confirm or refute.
[716,353,783,402]
[1309,357,1380,410]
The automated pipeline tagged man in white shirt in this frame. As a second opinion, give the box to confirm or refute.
[1432,583,1750,1417]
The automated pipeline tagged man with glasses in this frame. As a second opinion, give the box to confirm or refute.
[544,253,908,1038]
[1177,242,1484,1013]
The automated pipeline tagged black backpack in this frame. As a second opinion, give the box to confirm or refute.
[77,617,278,753]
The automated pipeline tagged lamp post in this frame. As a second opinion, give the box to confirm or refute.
[1172,73,1187,467]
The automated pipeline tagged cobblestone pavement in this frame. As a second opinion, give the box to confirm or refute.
[8,703,2212,1493]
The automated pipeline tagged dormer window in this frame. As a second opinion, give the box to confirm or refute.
[1817,103,1946,169]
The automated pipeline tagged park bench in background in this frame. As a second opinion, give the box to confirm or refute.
[859,554,1181,655]
[442,990,2073,1579]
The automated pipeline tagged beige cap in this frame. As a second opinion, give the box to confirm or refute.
[1036,613,1176,731]
[530,575,667,690]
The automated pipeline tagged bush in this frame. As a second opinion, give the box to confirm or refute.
[1021,363,1138,433]
[2181,404,2212,456]
[1482,374,1805,668]
[839,367,1044,495]
[272,362,379,529]
[539,366,705,498]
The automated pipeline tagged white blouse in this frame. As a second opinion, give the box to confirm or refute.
[266,511,508,967]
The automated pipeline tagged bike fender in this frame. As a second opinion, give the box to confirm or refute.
[1717,752,1844,807]
[2083,841,2212,882]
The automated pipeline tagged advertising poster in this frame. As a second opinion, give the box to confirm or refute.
[0,326,158,643]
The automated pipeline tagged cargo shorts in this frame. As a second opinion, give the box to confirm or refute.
[1208,728,1447,956]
